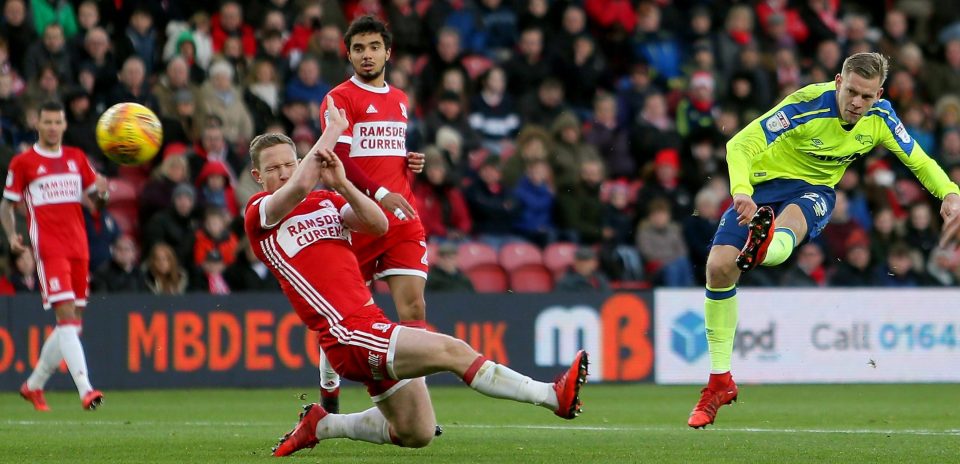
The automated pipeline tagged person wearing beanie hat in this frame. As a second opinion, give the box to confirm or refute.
[687,51,960,429]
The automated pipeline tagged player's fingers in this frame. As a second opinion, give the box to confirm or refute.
[940,217,960,247]
[393,208,407,220]
[397,198,417,219]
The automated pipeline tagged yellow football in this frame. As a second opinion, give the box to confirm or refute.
[96,102,163,166]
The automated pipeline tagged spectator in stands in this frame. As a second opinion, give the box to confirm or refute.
[926,38,960,102]
[835,169,872,231]
[224,238,279,292]
[464,157,518,248]
[413,148,472,242]
[82,195,120,273]
[143,183,198,270]
[554,4,588,64]
[555,246,610,292]
[504,26,551,100]
[211,1,256,60]
[160,89,203,146]
[0,0,37,72]
[724,71,764,126]
[67,1,98,57]
[23,23,71,83]
[142,242,189,295]
[0,252,15,295]
[551,112,600,189]
[200,60,254,149]
[195,160,239,218]
[285,56,330,115]
[680,129,725,194]
[20,64,62,109]
[256,29,292,86]
[478,0,518,58]
[828,229,877,287]
[138,154,189,238]
[426,242,475,293]
[520,78,570,129]
[683,187,723,286]
[31,0,78,39]
[311,25,350,88]
[153,57,200,120]
[63,87,109,175]
[676,71,718,138]
[119,7,159,76]
[385,0,426,57]
[904,202,940,266]
[600,182,643,281]
[242,60,281,135]
[875,243,923,288]
[630,92,681,167]
[821,190,867,263]
[780,242,827,287]
[418,27,468,108]
[869,207,902,268]
[924,246,959,286]
[503,124,551,187]
[637,148,693,218]
[878,9,910,59]
[636,197,693,287]
[191,249,230,294]
[75,27,117,108]
[616,61,655,129]
[107,56,159,111]
[511,159,556,247]
[556,158,605,244]
[424,90,480,152]
[469,66,521,156]
[10,247,38,293]
[189,122,242,181]
[91,235,147,293]
[585,92,632,179]
[631,2,682,83]
[557,35,609,117]
[193,207,238,270]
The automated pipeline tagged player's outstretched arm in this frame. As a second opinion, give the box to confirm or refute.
[262,97,349,225]
[940,193,960,247]
[316,148,388,236]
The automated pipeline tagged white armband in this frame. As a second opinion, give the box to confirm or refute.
[374,187,390,202]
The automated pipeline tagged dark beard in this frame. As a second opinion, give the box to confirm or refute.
[356,65,385,82]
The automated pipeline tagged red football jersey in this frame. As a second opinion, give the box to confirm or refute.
[320,76,415,227]
[244,190,373,331]
[2,144,97,260]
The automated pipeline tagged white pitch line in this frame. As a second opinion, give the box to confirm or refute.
[3,420,959,437]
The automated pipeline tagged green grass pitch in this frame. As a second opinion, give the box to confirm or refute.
[1,384,958,463]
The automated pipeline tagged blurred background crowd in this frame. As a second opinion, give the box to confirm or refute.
[1,0,959,295]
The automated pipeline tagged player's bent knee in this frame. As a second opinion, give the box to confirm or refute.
[705,258,738,287]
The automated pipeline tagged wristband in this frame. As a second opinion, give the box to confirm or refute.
[374,187,390,202]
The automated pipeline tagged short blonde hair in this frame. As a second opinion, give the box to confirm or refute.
[249,133,295,170]
[841,52,889,85]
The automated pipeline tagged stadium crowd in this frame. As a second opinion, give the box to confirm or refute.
[0,0,959,294]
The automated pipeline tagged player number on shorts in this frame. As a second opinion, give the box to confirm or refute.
[420,241,428,265]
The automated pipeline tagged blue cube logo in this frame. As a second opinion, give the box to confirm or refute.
[672,311,707,363]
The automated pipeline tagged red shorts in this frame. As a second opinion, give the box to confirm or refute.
[351,220,428,282]
[37,256,88,310]
[319,306,410,401]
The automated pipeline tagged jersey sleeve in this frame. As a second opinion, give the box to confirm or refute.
[726,91,811,196]
[874,102,960,200]
[78,150,98,192]
[244,192,280,233]
[3,156,24,202]
[319,91,353,147]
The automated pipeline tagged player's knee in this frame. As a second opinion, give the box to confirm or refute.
[438,335,477,366]
[395,424,434,448]
[705,256,738,287]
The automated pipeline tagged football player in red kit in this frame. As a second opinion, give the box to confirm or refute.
[240,102,587,456]
[316,15,429,412]
[3,101,108,411]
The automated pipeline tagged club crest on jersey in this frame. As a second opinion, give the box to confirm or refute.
[894,122,911,144]
[399,102,407,119]
[765,111,790,133]
[855,134,873,145]
[67,160,77,172]
[319,199,335,210]
[37,166,47,175]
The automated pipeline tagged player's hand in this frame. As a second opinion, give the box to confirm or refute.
[7,233,25,255]
[733,193,758,226]
[316,148,347,190]
[379,193,417,221]
[939,193,960,247]
[407,152,425,174]
[323,95,348,132]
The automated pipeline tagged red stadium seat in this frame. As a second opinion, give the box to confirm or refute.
[509,264,554,293]
[107,178,138,206]
[544,242,577,279]
[457,241,498,271]
[465,263,508,293]
[498,241,543,272]
[107,206,139,238]
[461,54,494,79]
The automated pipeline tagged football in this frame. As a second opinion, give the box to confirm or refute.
[95,102,163,166]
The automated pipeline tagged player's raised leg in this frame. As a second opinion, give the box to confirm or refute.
[274,328,588,456]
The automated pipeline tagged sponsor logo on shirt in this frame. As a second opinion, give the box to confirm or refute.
[27,173,83,206]
[366,104,378,114]
[351,121,407,157]
[894,122,911,144]
[765,111,791,133]
[275,204,346,257]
